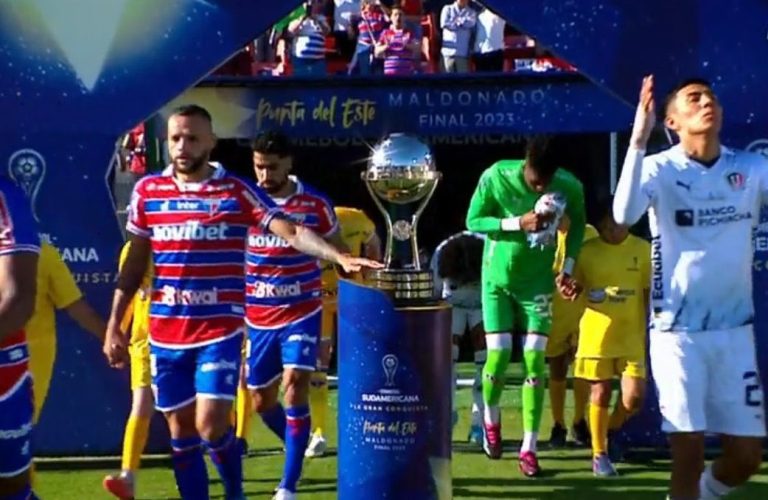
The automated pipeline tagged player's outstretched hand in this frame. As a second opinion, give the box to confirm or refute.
[337,254,385,274]
[630,74,656,150]
[556,272,582,301]
[103,324,129,369]
[520,210,555,233]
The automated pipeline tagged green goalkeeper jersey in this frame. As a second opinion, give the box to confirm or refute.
[466,160,586,290]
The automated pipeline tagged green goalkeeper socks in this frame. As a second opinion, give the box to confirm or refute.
[482,333,512,408]
[522,340,547,433]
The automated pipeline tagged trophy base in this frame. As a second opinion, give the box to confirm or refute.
[365,269,437,306]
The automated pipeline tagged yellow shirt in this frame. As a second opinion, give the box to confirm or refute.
[550,224,599,335]
[118,242,153,344]
[26,242,83,421]
[320,207,376,294]
[27,243,83,341]
[575,235,651,359]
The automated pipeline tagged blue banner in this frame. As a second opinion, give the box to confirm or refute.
[0,0,299,455]
[338,281,453,500]
[158,75,634,138]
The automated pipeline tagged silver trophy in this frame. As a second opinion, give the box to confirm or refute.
[362,133,441,303]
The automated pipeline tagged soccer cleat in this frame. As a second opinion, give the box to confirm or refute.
[548,422,567,449]
[592,453,618,477]
[571,419,591,447]
[102,473,135,500]
[467,424,483,446]
[518,451,542,477]
[607,430,625,463]
[236,437,249,458]
[305,433,328,458]
[482,422,503,459]
[273,488,298,500]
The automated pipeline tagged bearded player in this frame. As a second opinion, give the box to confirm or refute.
[103,107,379,500]
[466,136,586,476]
[614,75,767,499]
[244,131,382,500]
[307,206,381,458]
[0,177,40,500]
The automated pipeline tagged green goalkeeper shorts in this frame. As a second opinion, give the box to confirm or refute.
[481,281,553,335]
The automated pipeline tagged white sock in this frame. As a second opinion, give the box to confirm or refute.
[699,463,734,499]
[521,431,538,453]
[484,405,500,426]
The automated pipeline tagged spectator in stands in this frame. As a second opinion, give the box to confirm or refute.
[440,0,477,73]
[472,3,505,72]
[375,6,420,75]
[288,1,331,76]
[333,0,362,62]
[398,0,424,40]
[349,0,390,75]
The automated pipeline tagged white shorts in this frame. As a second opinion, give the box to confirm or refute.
[451,307,483,336]
[650,325,766,436]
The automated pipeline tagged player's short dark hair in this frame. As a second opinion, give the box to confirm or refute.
[170,104,213,123]
[663,77,713,117]
[524,135,560,178]
[251,130,292,157]
[589,195,615,227]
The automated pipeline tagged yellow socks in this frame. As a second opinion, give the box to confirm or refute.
[121,415,150,471]
[589,405,609,457]
[236,385,252,441]
[308,371,329,436]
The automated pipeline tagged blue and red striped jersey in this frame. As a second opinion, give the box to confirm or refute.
[245,178,338,329]
[127,165,283,348]
[0,177,40,395]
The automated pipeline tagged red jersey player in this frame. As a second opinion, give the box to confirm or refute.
[103,106,380,500]
[240,131,348,499]
[0,177,40,500]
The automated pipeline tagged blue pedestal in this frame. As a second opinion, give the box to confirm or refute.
[337,280,453,500]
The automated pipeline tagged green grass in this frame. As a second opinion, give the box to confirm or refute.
[36,363,768,499]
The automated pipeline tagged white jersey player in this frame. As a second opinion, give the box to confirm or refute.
[613,75,766,500]
[431,231,487,446]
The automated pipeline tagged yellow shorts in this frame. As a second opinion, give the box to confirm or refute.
[129,338,151,390]
[321,298,337,342]
[574,356,646,381]
[546,325,578,358]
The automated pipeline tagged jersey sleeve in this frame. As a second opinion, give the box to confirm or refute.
[466,168,504,233]
[562,176,586,265]
[0,180,40,255]
[45,244,83,309]
[316,197,339,238]
[613,148,659,225]
[126,181,150,238]
[237,178,285,230]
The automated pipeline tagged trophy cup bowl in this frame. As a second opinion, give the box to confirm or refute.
[361,133,441,304]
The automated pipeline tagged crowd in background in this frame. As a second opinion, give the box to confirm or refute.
[212,0,576,77]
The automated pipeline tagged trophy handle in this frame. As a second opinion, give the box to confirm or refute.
[409,177,440,270]
[365,180,395,268]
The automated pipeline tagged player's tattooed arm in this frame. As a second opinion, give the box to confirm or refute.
[269,218,383,273]
[0,252,38,341]
[104,234,150,368]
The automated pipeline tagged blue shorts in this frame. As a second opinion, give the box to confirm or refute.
[246,312,321,389]
[0,375,34,477]
[150,333,243,412]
